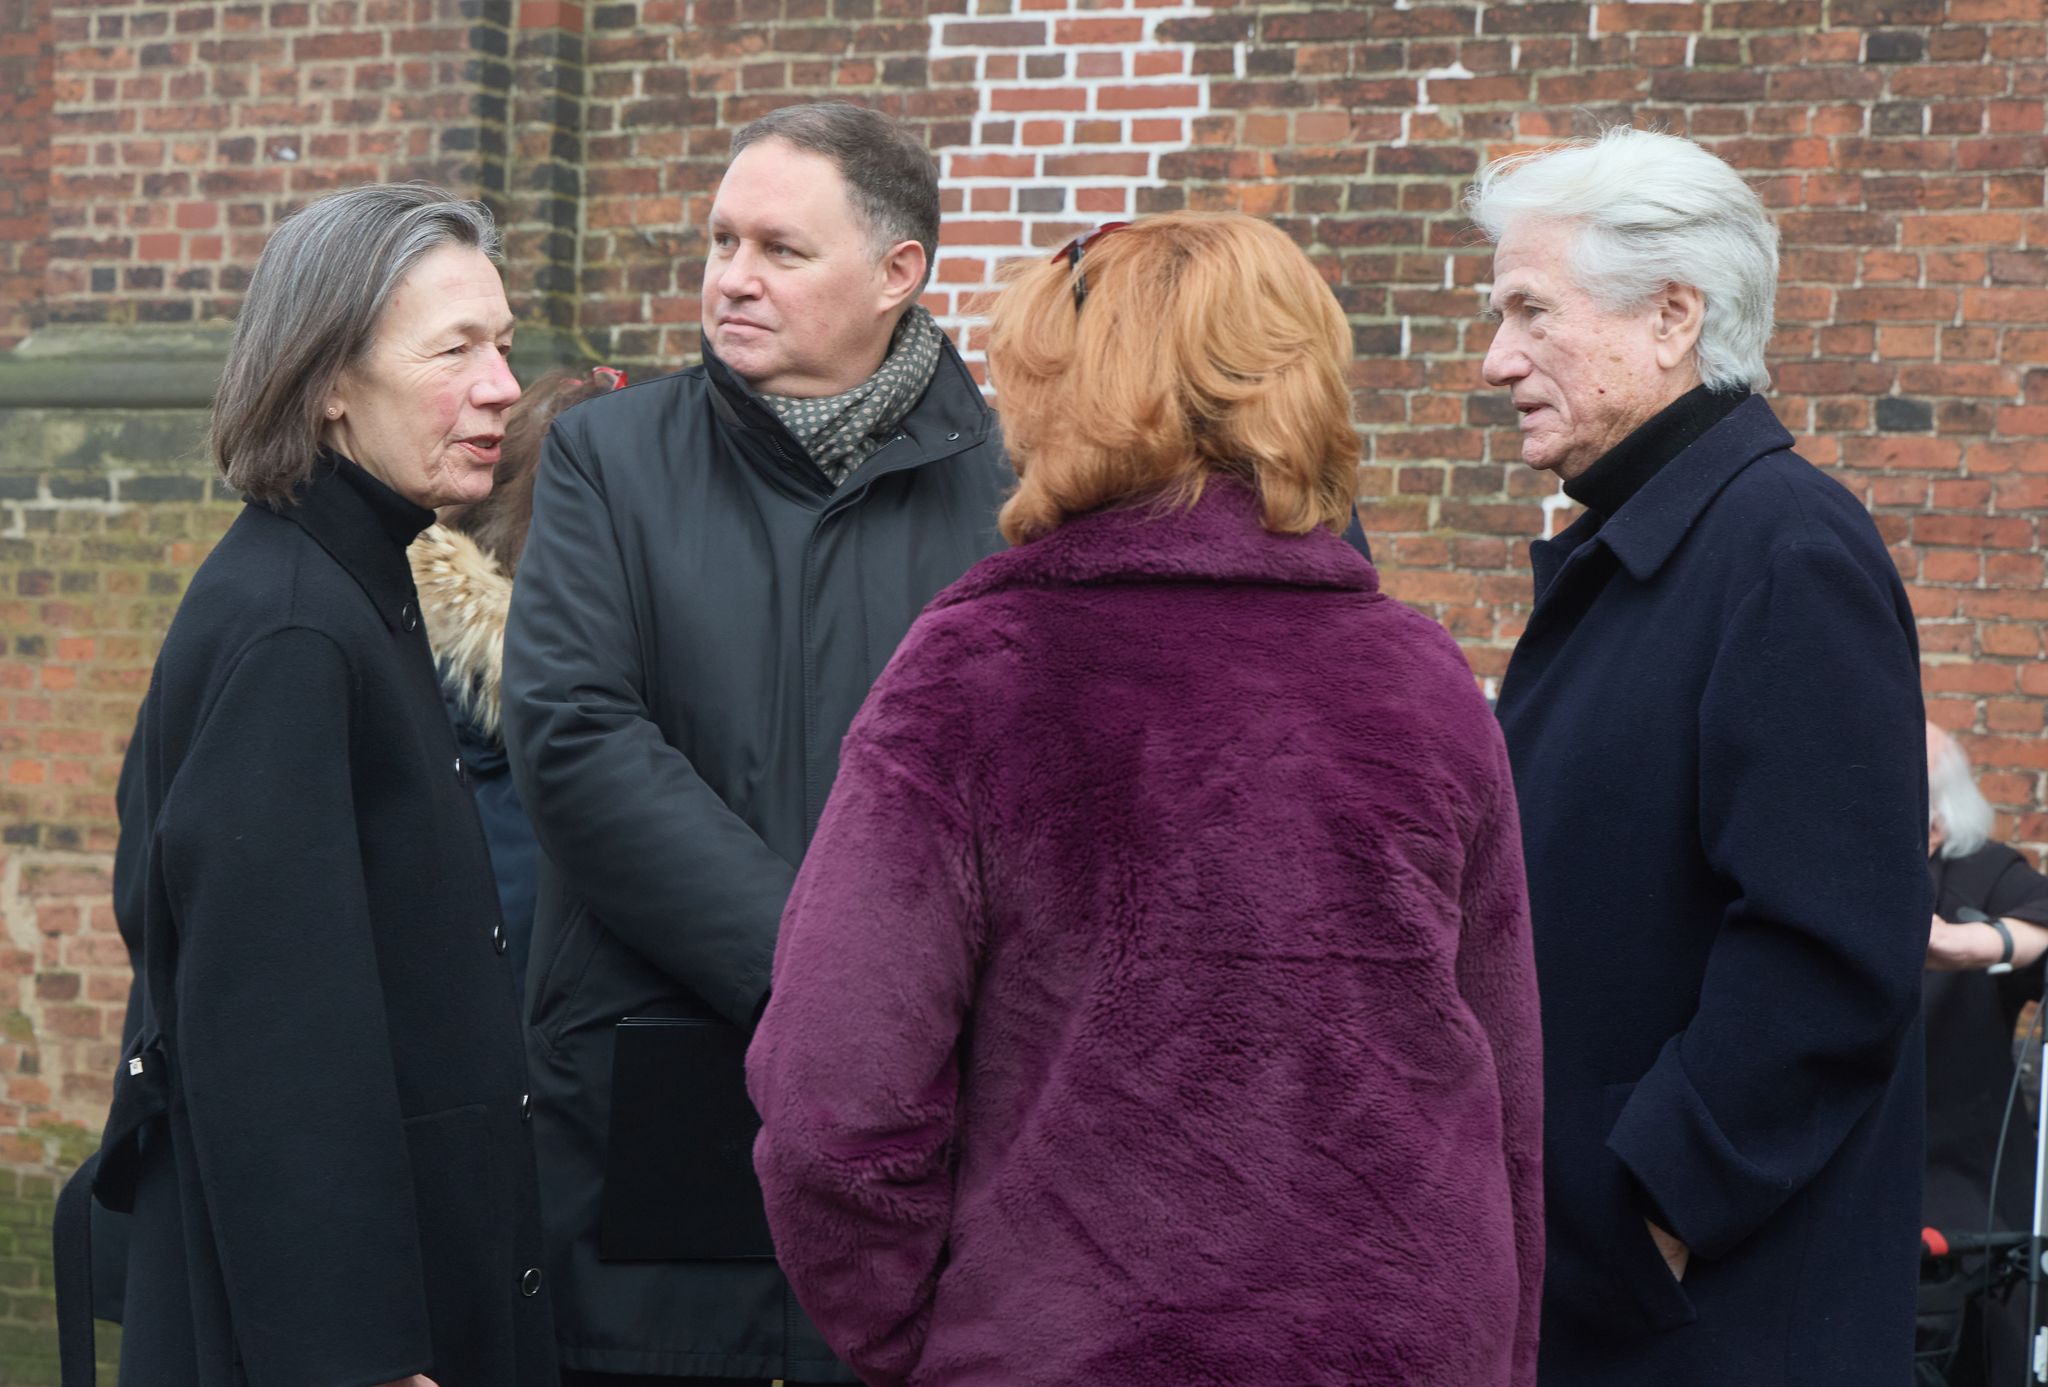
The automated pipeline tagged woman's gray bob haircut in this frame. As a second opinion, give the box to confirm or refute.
[1929,728,1996,860]
[210,183,502,506]
[1466,127,1779,393]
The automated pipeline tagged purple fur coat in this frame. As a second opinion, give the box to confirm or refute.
[747,479,1544,1387]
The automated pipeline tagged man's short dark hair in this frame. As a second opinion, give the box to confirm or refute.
[731,102,941,290]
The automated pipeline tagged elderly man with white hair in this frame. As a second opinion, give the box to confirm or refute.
[1923,723,2048,1387]
[1480,127,1931,1385]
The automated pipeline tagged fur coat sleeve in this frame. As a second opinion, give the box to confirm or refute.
[746,722,980,1386]
[1457,732,1546,1384]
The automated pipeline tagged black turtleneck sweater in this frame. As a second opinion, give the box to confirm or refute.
[1563,384,1751,518]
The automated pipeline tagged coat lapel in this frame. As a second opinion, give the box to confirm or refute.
[279,458,434,634]
[1523,395,1798,620]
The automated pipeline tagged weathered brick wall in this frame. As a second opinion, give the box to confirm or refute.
[41,0,523,327]
[0,0,2043,1366]
[568,0,2047,838]
[0,0,53,352]
[0,400,217,1371]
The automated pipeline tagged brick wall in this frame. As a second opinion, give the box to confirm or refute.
[40,0,523,328]
[0,0,2043,1364]
[0,0,53,352]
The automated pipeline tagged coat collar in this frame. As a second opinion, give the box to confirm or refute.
[278,453,435,633]
[701,332,997,506]
[929,476,1376,611]
[1538,394,1795,592]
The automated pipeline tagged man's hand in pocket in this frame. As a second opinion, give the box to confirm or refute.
[1648,1220,1689,1282]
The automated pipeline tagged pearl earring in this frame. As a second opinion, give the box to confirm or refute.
[326,407,340,418]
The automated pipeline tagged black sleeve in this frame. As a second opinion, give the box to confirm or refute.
[112,700,150,1049]
[160,627,435,1386]
[502,420,792,1025]
[1987,852,2048,928]
[1607,541,1929,1259]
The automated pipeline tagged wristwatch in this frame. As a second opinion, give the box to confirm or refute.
[1988,918,2015,975]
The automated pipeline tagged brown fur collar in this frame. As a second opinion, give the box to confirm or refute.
[408,523,511,738]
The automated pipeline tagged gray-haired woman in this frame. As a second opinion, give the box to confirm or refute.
[1923,722,2048,1387]
[56,184,555,1387]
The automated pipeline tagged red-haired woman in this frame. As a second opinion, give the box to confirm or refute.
[747,212,1544,1387]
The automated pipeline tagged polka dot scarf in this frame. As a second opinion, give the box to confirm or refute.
[761,305,944,488]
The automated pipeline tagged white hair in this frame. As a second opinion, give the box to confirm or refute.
[1465,127,1780,394]
[1929,731,1995,860]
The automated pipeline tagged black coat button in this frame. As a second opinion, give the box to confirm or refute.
[400,602,418,632]
[453,756,464,779]
[520,1092,532,1121]
[521,1267,543,1296]
[494,931,508,955]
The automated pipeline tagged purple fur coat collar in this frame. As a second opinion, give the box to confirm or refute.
[749,479,1544,1387]
[935,480,1375,599]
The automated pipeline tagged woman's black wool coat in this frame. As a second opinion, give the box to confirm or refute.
[78,458,555,1387]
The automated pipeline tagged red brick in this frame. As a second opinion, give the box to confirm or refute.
[1901,213,2027,246]
[518,0,583,28]
[1915,515,2037,548]
[1054,17,1142,44]
[1837,287,1960,321]
[1965,288,2048,320]
[292,30,380,60]
[1897,363,2019,397]
[987,87,1089,112]
[1042,152,1153,178]
[947,153,1035,180]
[1094,84,1202,111]
[1841,436,1963,470]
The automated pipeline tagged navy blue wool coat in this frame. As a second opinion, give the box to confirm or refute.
[1496,396,1929,1387]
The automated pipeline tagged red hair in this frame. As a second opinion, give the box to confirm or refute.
[987,211,1359,546]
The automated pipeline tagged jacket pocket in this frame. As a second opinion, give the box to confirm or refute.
[1543,1083,1698,1338]
[528,900,599,1052]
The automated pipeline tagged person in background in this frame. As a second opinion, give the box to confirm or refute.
[503,101,1011,1386]
[747,210,1545,1387]
[55,182,554,1387]
[410,365,626,998]
[1477,126,1929,1387]
[1923,722,2048,1387]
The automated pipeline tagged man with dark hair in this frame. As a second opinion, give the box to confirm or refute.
[503,102,1009,1386]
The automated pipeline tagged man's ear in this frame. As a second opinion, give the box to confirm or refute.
[1651,282,1706,374]
[877,239,928,317]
